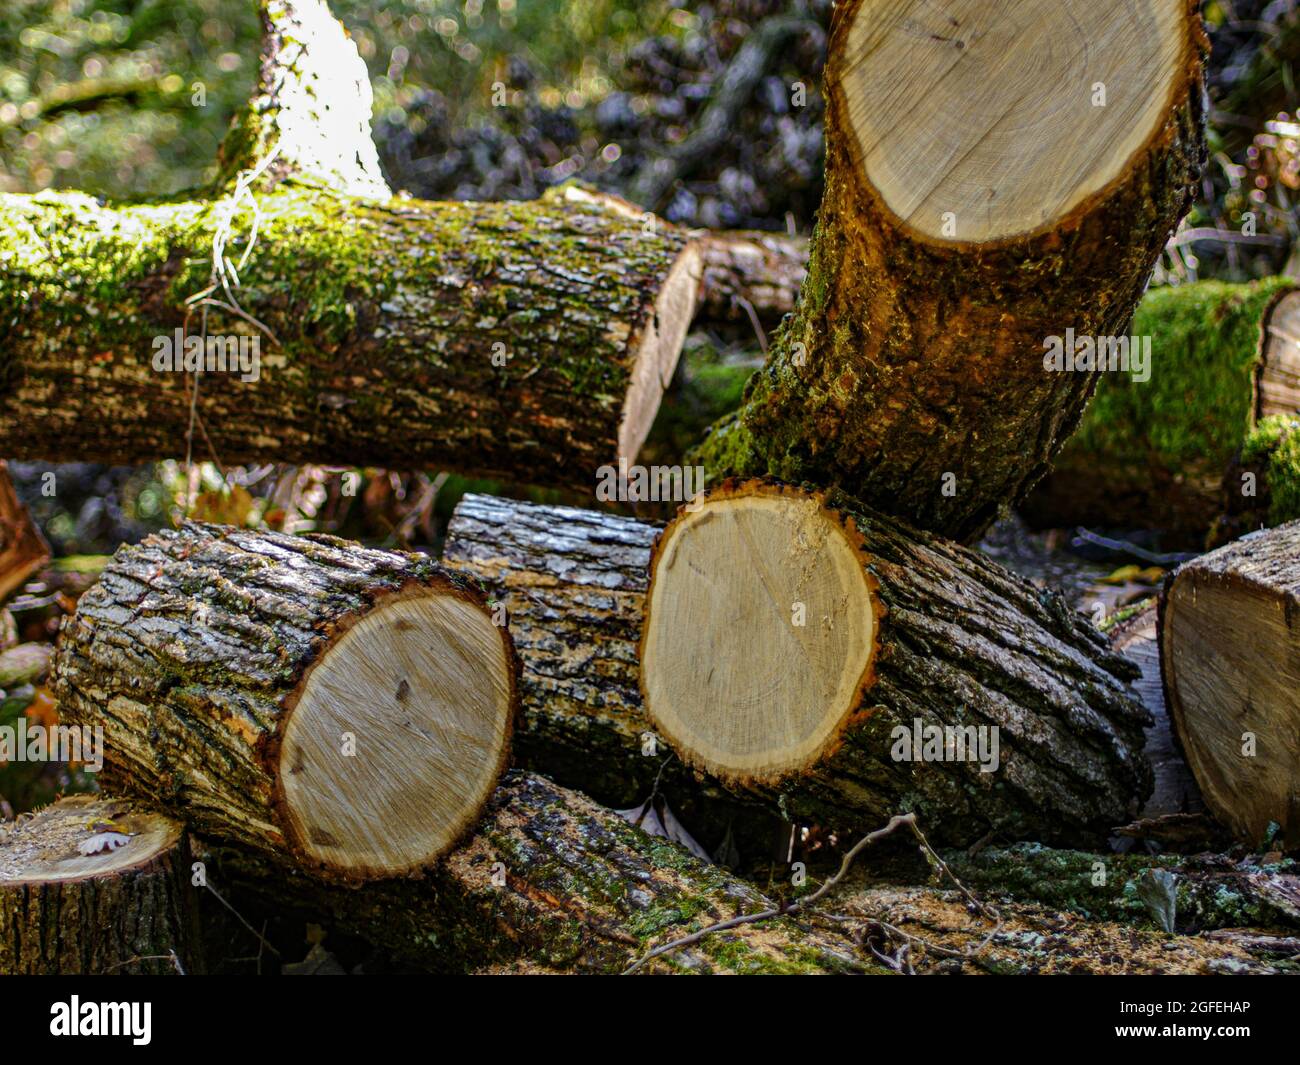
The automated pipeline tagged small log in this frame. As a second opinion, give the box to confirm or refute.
[1022,278,1300,543]
[0,795,201,975]
[693,0,1207,542]
[640,480,1153,846]
[0,462,50,604]
[52,523,518,881]
[204,770,872,974]
[1159,520,1300,847]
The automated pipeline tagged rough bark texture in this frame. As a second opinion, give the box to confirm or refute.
[1159,520,1300,847]
[203,770,874,974]
[1021,278,1300,544]
[442,493,779,855]
[51,522,516,880]
[642,481,1153,847]
[693,0,1208,543]
[0,182,698,482]
[0,796,202,975]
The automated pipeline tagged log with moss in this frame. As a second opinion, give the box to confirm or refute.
[203,770,873,974]
[691,0,1207,543]
[1160,520,1300,848]
[939,843,1300,935]
[0,0,701,484]
[0,795,202,975]
[51,522,518,882]
[1021,278,1300,543]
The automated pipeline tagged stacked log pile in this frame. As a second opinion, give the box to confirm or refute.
[17,0,1296,977]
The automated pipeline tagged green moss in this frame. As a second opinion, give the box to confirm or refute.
[1241,413,1300,526]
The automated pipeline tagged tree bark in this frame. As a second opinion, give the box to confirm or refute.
[0,795,201,975]
[203,769,873,974]
[0,185,700,483]
[51,522,518,882]
[1159,519,1300,848]
[1020,278,1300,545]
[640,480,1153,847]
[694,231,808,328]
[692,0,1208,543]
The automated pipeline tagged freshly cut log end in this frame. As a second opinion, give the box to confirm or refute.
[641,480,1153,847]
[843,0,1190,243]
[693,0,1207,542]
[0,796,201,975]
[1258,289,1300,418]
[1160,521,1300,848]
[641,481,879,783]
[278,590,516,878]
[53,524,518,882]
[618,242,705,465]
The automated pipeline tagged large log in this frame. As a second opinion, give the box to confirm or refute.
[0,795,201,975]
[0,1,701,483]
[639,480,1153,846]
[51,523,518,882]
[693,0,1207,542]
[1021,278,1300,544]
[202,770,872,974]
[1159,520,1300,848]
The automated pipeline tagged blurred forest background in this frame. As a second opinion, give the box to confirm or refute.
[3,0,1300,807]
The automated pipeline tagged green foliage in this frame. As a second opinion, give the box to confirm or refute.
[1241,413,1300,526]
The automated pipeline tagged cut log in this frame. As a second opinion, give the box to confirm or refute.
[694,230,808,329]
[0,1,702,483]
[51,523,518,881]
[0,461,50,604]
[1159,520,1300,848]
[0,795,201,975]
[639,480,1153,846]
[203,769,872,974]
[0,186,701,482]
[693,0,1207,542]
[1021,278,1300,544]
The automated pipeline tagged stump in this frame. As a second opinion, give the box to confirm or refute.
[0,795,201,975]
[52,523,518,881]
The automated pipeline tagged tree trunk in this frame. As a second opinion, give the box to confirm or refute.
[1159,519,1300,848]
[0,795,201,975]
[0,186,700,483]
[692,0,1207,542]
[1020,278,1300,544]
[202,769,873,975]
[694,231,808,328]
[640,480,1153,847]
[51,523,518,882]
